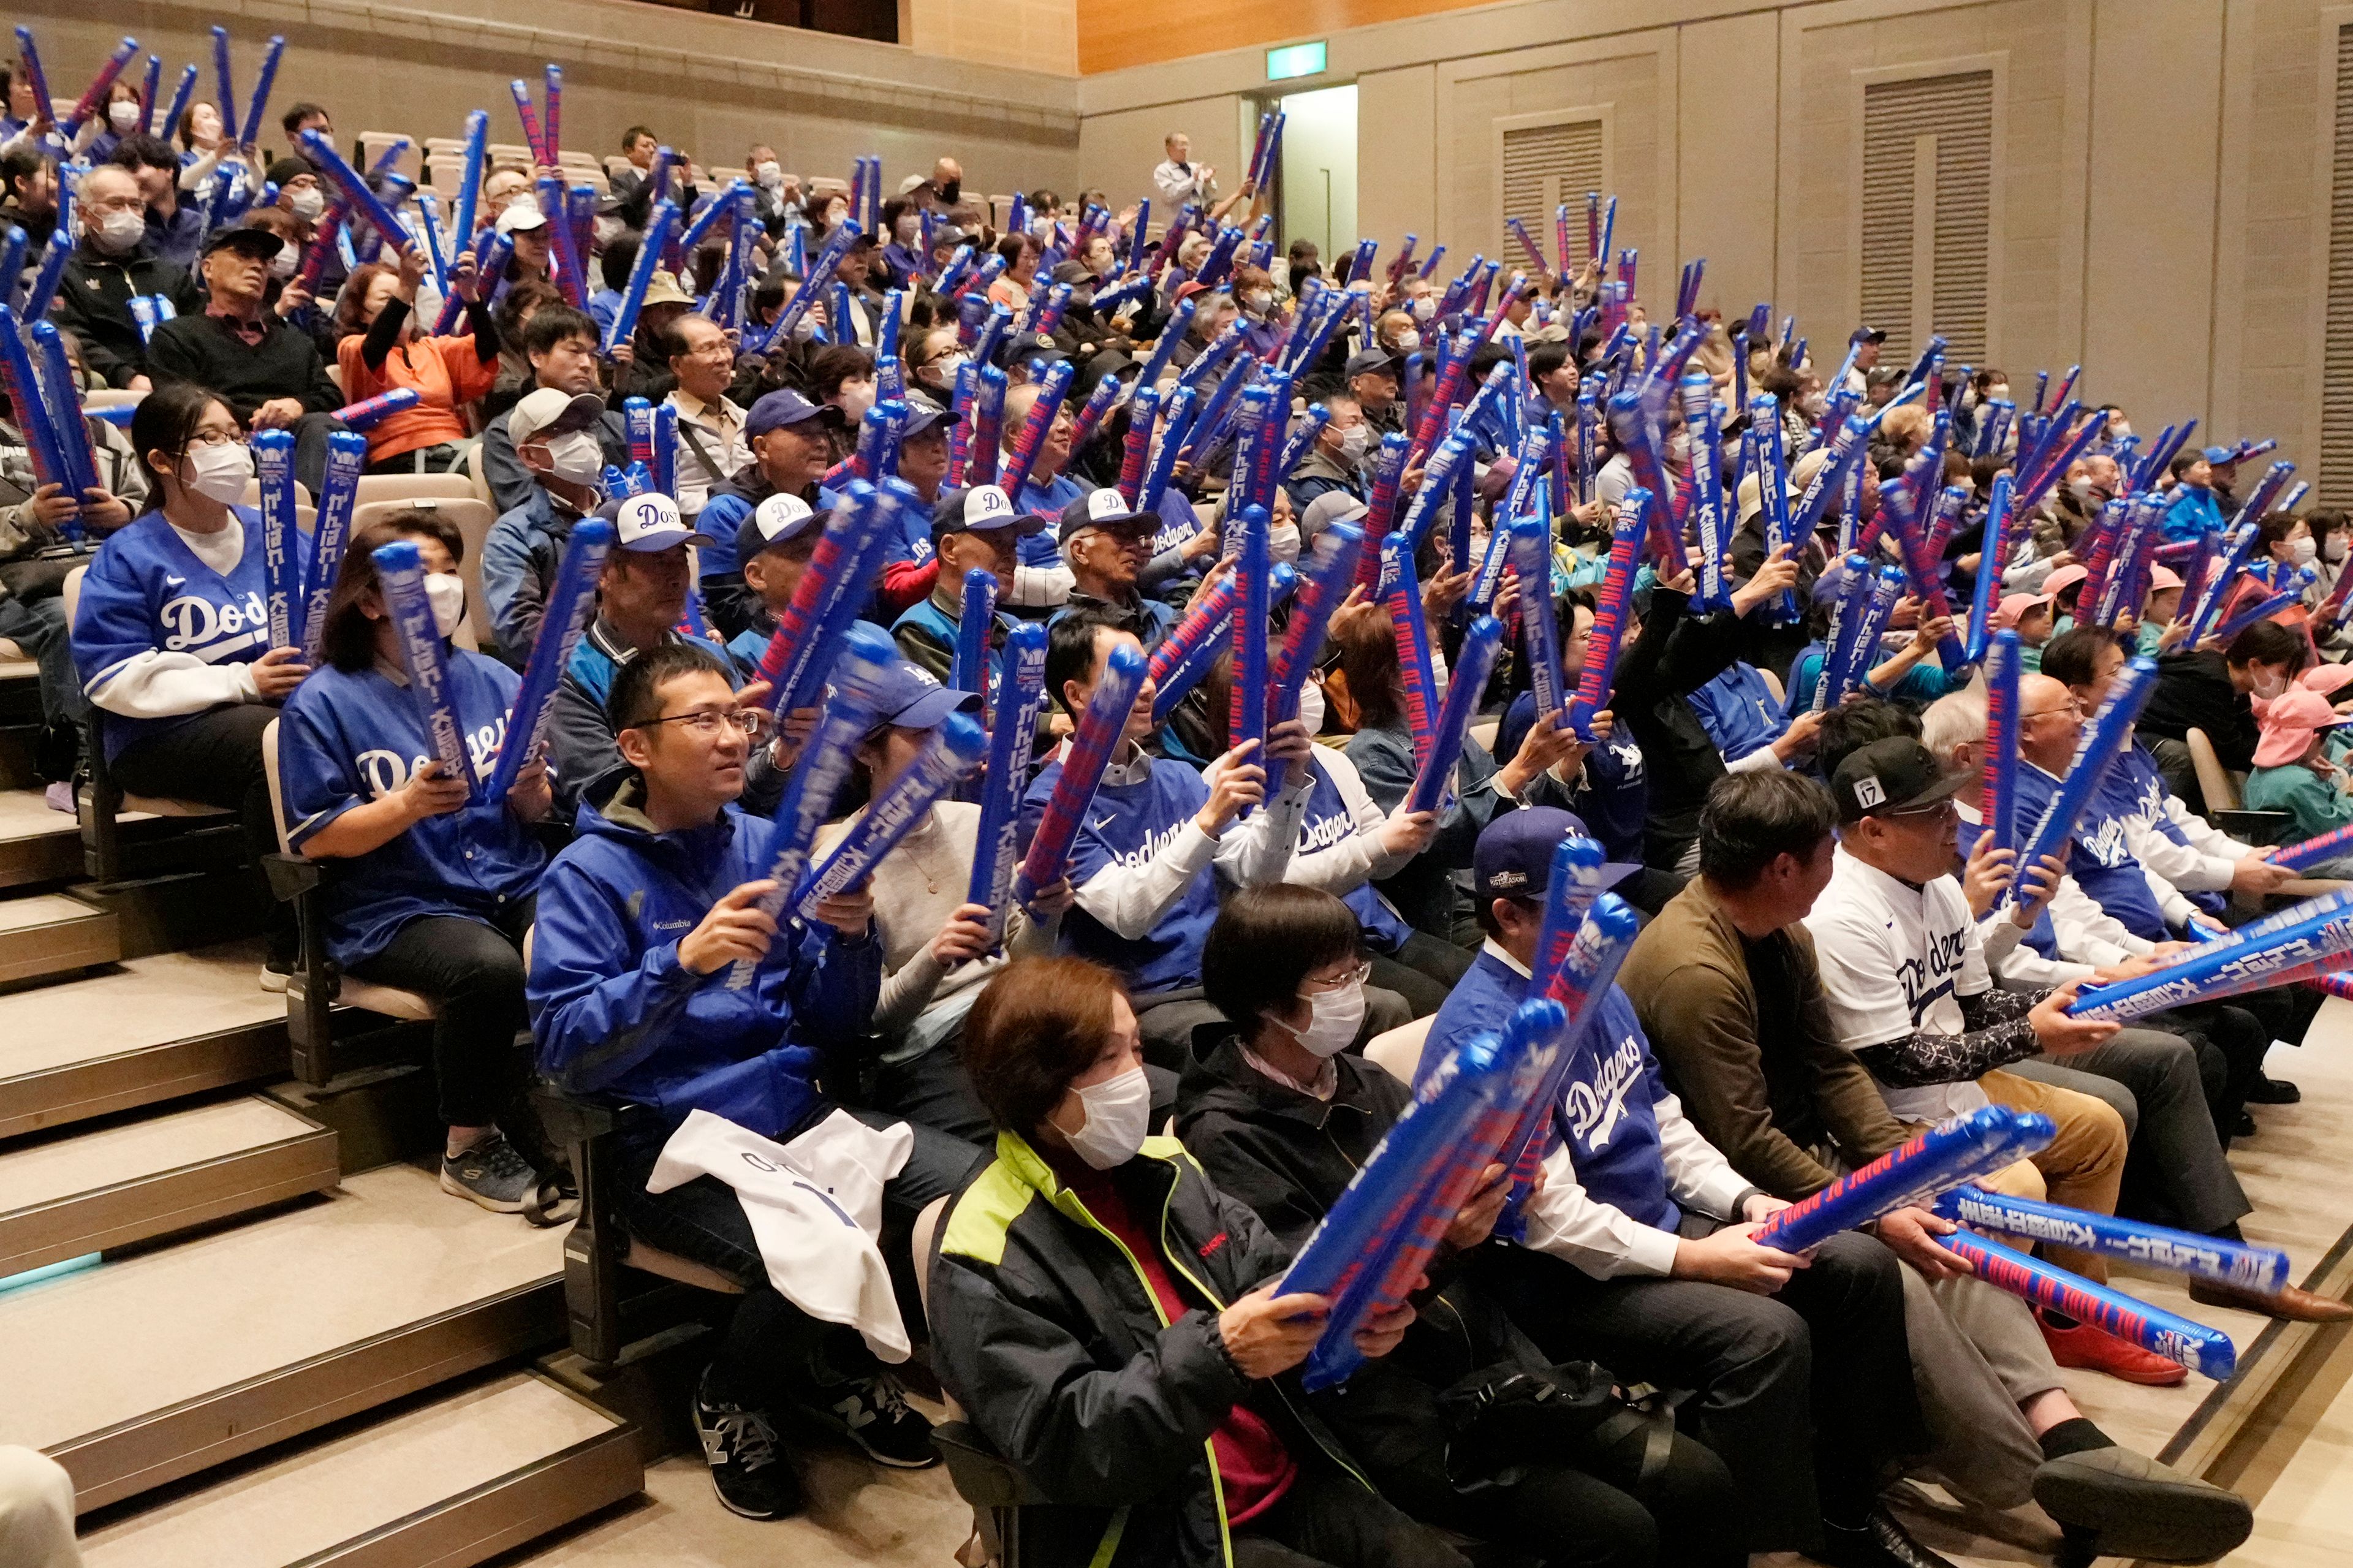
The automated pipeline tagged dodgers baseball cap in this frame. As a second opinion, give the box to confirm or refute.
[595,491,714,551]
[932,485,1045,539]
[494,195,548,235]
[1058,487,1151,543]
[900,399,960,442]
[746,388,844,439]
[1471,807,1642,903]
[1830,737,1969,824]
[747,493,820,552]
[865,658,980,735]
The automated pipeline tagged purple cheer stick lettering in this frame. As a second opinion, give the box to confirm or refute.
[1980,629,2021,857]
[1569,493,1645,739]
[968,623,1049,940]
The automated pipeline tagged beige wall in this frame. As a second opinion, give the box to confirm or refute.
[1074,0,2349,498]
[22,0,1080,194]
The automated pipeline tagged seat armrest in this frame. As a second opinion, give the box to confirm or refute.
[2216,809,2295,846]
[263,850,321,901]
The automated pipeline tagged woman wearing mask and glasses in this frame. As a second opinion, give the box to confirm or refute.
[278,510,553,1214]
[1175,885,1742,1568]
[71,385,313,977]
[931,953,1460,1568]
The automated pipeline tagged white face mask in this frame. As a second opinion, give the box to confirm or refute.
[1297,678,1326,736]
[1393,328,1421,352]
[108,100,140,132]
[824,205,847,229]
[2292,537,2317,566]
[184,441,252,504]
[2068,475,2094,502]
[1411,297,1436,321]
[1336,424,1371,464]
[1986,384,2009,403]
[2327,536,2346,562]
[91,207,145,255]
[755,161,783,189]
[1243,290,1272,316]
[1268,523,1300,566]
[2252,669,2288,700]
[1275,977,1367,1058]
[1667,430,1692,464]
[1063,1066,1150,1170]
[425,572,466,638]
[539,430,605,488]
[268,250,297,281]
[287,186,325,222]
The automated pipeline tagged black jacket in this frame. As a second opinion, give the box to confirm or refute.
[53,242,205,389]
[2140,650,2257,772]
[929,1129,1376,1568]
[1614,586,1745,868]
[145,310,342,422]
[1173,1032,1550,1506]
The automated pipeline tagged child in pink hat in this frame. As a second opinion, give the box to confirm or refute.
[2243,687,2353,868]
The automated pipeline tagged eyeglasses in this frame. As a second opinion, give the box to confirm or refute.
[1302,961,1371,994]
[1886,797,1958,824]
[642,707,771,739]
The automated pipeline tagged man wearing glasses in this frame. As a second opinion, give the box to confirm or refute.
[532,635,971,1523]
[548,491,744,820]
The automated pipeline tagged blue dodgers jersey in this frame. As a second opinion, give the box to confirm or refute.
[278,652,547,966]
[1295,756,1412,952]
[1018,750,1217,994]
[1689,662,1790,762]
[1960,816,2064,960]
[1501,689,1648,861]
[2014,761,2171,942]
[72,508,311,762]
[1422,950,1678,1233]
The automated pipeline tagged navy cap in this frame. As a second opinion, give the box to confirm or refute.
[1344,349,1401,382]
[865,658,980,733]
[1058,487,1152,543]
[1472,808,1642,902]
[900,400,961,442]
[746,388,844,439]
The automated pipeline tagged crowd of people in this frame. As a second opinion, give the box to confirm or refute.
[4,51,2348,1568]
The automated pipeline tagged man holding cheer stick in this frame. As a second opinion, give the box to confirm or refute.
[1626,770,2257,1559]
[1020,607,1316,1070]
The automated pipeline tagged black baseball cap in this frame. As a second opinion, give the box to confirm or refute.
[1830,738,1969,824]
[1344,349,1401,381]
[203,225,284,261]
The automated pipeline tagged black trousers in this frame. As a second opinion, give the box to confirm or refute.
[1482,1229,1919,1554]
[1390,1420,1742,1568]
[866,1039,995,1148]
[110,702,292,958]
[1231,1459,1471,1568]
[348,901,534,1129]
[613,1108,985,1408]
[1368,931,1475,1018]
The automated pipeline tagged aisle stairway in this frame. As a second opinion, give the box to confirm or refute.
[0,667,645,1565]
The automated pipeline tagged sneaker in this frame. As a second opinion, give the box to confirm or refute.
[2036,1306,2188,1386]
[797,1370,939,1469]
[692,1367,803,1520]
[439,1131,539,1214]
[259,963,291,993]
[43,781,72,814]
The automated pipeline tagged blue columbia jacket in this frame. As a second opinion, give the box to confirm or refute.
[528,774,882,1138]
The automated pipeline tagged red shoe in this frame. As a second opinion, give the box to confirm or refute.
[2036,1307,2188,1387]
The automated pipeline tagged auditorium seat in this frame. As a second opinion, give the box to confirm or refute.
[347,497,500,653]
[357,132,414,177]
[260,719,439,1085]
[80,388,144,411]
[2186,726,2294,845]
[1365,1015,1433,1084]
[352,472,482,506]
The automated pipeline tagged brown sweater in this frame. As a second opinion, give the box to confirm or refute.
[1618,876,1906,1198]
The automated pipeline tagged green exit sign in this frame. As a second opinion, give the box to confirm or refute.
[1265,41,1327,81]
